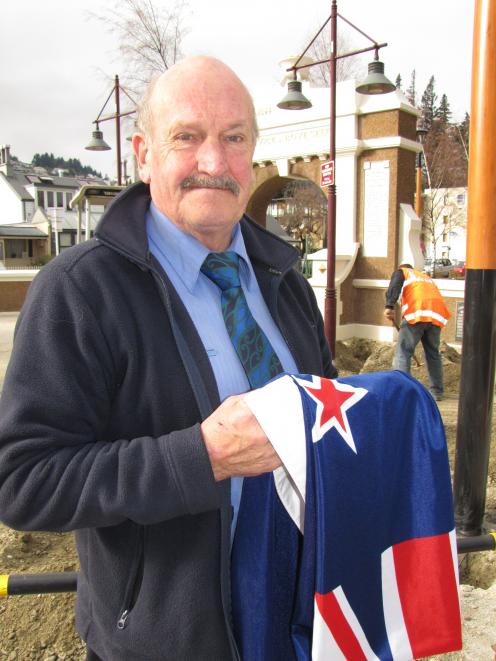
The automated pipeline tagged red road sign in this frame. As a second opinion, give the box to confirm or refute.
[321,160,335,187]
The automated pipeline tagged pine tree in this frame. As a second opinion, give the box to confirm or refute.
[395,74,402,90]
[456,113,470,158]
[31,152,102,178]
[421,76,437,130]
[435,93,452,124]
[406,70,416,106]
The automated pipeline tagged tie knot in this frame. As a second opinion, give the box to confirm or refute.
[201,251,241,291]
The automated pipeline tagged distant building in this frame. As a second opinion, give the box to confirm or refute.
[422,186,468,262]
[0,144,106,267]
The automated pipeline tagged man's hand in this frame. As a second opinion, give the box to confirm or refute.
[384,308,395,321]
[201,395,282,481]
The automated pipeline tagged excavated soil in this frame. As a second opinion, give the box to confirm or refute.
[0,338,495,660]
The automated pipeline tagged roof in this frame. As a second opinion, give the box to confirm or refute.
[0,171,34,201]
[0,225,47,238]
[1,160,108,203]
[70,184,125,207]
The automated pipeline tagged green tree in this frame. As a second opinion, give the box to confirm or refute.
[395,74,402,90]
[406,70,416,106]
[435,93,452,124]
[420,75,437,130]
[31,153,102,178]
[455,113,470,159]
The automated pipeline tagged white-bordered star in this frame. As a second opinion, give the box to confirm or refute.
[293,375,368,453]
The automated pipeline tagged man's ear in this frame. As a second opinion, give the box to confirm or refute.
[132,132,151,183]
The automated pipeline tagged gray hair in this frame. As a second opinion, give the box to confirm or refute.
[136,75,161,139]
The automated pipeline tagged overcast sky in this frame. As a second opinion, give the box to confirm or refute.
[1,0,474,179]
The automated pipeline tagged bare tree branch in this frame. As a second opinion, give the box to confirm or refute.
[273,180,327,251]
[302,18,369,86]
[89,0,190,93]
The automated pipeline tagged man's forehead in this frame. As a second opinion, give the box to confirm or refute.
[164,115,253,132]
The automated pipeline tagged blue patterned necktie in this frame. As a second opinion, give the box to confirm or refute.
[201,251,283,389]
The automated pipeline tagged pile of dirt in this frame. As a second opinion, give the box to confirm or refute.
[0,338,495,660]
[335,338,462,397]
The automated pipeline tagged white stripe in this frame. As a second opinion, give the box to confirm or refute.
[333,587,381,660]
[243,375,307,532]
[381,547,414,661]
[449,528,462,607]
[402,269,434,287]
[403,309,448,325]
[312,600,347,660]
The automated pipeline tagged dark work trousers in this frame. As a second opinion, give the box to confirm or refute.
[86,648,104,661]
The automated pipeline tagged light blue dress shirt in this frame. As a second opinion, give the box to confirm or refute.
[146,202,298,542]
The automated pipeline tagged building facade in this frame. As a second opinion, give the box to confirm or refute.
[0,145,105,267]
[422,186,468,263]
[246,70,464,344]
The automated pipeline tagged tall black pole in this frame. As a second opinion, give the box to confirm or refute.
[453,0,496,536]
[115,75,122,186]
[324,0,338,357]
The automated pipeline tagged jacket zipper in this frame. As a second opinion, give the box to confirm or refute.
[116,528,145,630]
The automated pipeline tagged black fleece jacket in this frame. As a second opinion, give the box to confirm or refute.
[0,183,335,661]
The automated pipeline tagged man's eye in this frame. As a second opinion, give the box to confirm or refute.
[175,133,195,142]
[226,135,244,143]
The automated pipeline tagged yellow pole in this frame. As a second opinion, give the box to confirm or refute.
[454,0,496,536]
[466,0,496,268]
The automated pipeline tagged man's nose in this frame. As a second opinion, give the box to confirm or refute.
[196,138,228,175]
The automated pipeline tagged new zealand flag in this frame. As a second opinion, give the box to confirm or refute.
[231,371,462,660]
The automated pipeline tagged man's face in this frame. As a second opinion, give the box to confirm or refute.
[133,63,256,251]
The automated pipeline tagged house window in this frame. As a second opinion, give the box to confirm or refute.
[47,191,54,207]
[57,192,64,208]
[59,232,73,249]
[456,193,466,205]
[37,190,45,208]
[65,192,72,210]
[6,239,26,258]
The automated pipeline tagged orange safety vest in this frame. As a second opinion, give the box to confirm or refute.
[400,267,451,327]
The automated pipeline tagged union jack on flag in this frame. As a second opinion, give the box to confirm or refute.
[231,371,462,660]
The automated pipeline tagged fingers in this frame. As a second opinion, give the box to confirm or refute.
[201,394,282,481]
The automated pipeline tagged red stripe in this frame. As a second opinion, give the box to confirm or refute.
[393,534,462,657]
[315,591,368,660]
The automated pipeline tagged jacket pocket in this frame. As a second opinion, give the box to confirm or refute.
[116,525,145,630]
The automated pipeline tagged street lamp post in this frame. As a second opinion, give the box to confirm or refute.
[85,75,136,186]
[277,0,395,356]
[415,120,428,220]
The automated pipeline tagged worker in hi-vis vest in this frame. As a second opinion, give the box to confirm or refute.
[384,263,451,401]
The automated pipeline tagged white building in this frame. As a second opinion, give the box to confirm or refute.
[0,145,105,267]
[422,186,468,262]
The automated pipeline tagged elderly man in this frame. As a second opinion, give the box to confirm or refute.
[0,57,335,661]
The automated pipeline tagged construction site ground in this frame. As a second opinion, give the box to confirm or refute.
[0,314,494,660]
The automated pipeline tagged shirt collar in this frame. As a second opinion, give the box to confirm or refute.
[146,202,251,293]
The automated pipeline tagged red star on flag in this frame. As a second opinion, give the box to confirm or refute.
[294,376,368,452]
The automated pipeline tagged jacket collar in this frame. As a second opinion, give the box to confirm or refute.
[95,181,299,274]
